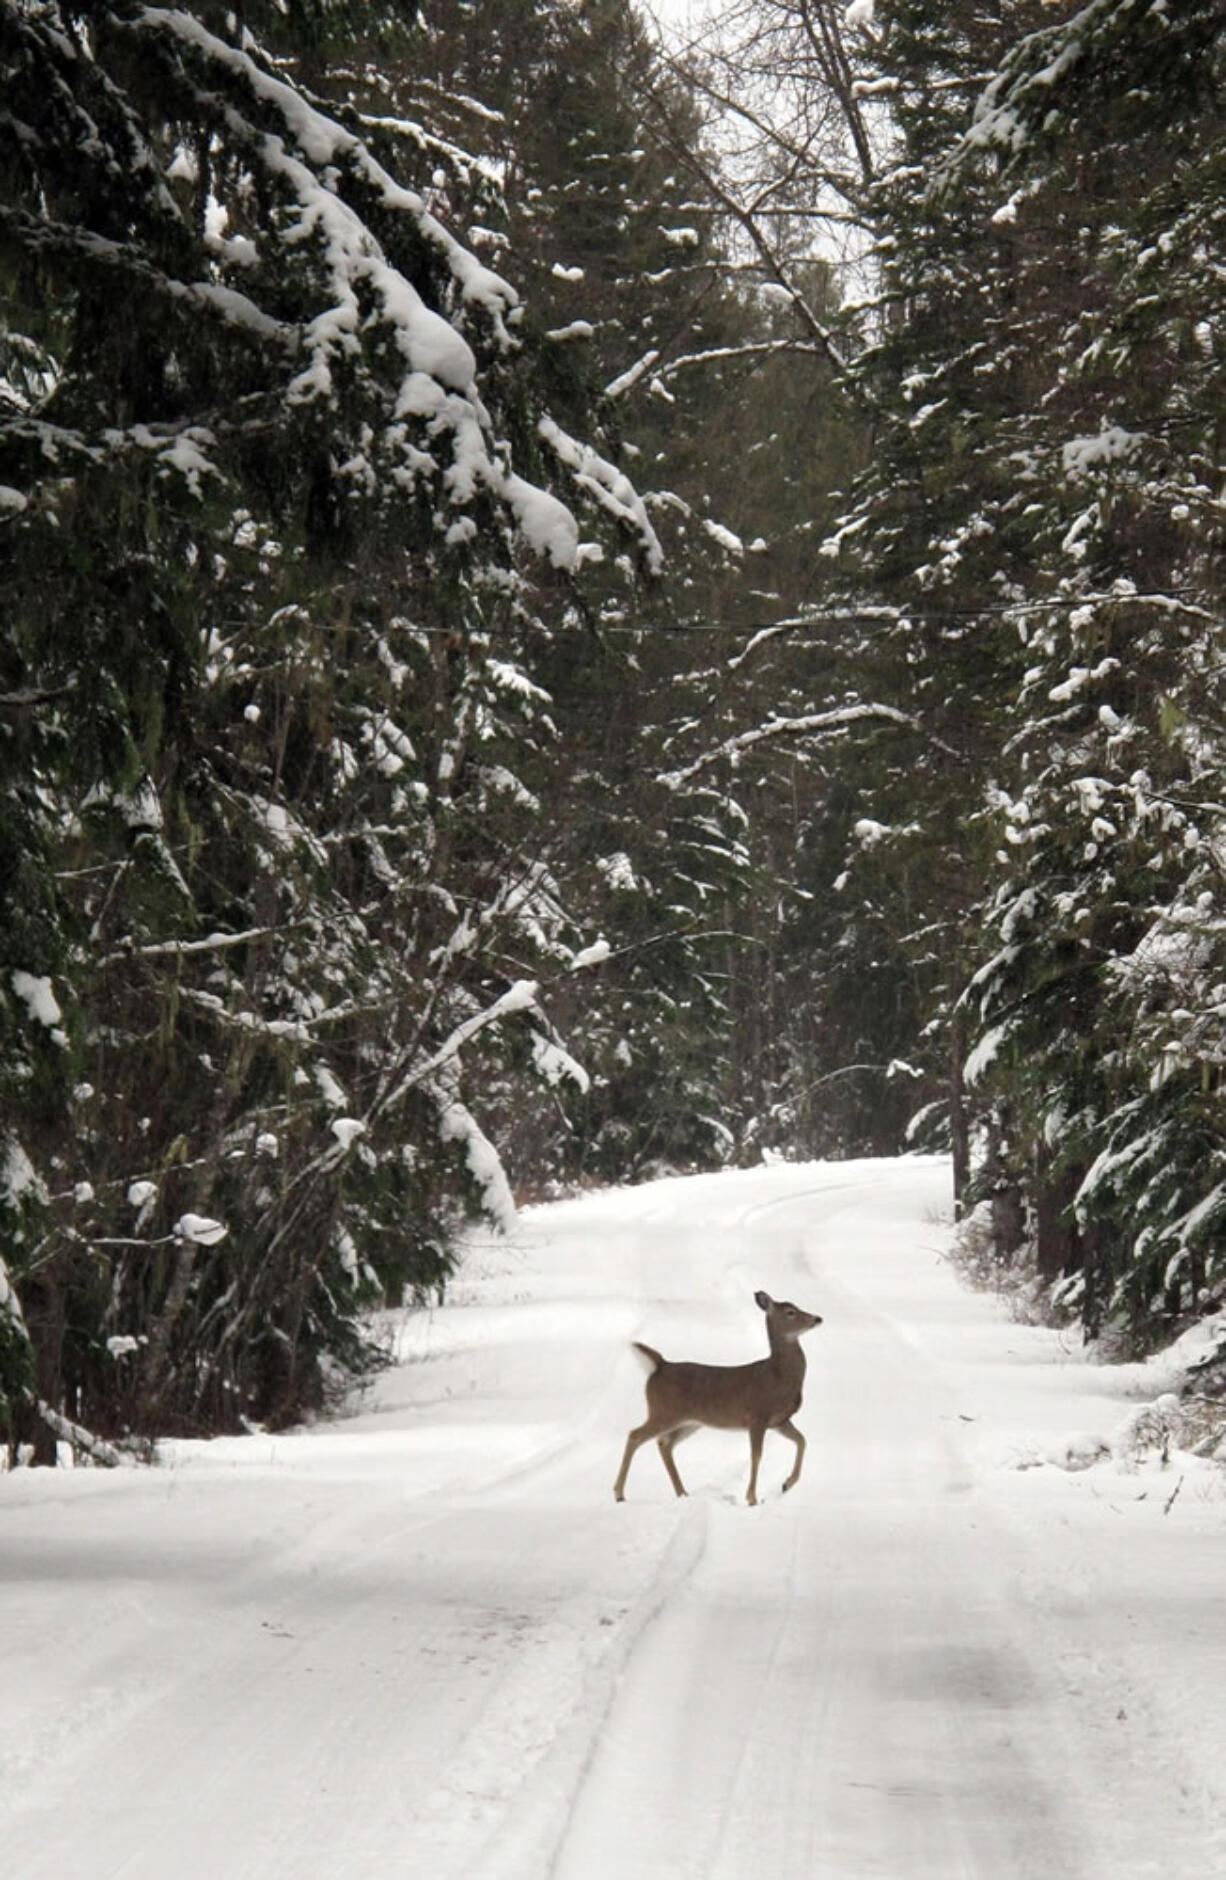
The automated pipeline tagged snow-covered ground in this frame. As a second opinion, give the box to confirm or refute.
[4,1157,1226,1878]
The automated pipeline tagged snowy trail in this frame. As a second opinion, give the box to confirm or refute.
[553,1191,1077,1879]
[3,1159,1226,1879]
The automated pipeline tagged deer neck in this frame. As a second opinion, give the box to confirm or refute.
[766,1331,806,1382]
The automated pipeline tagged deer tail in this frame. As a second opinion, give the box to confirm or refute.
[631,1340,665,1373]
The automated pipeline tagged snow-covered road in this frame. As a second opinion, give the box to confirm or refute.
[3,1159,1225,1878]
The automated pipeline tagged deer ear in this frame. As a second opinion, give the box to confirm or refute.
[754,1290,771,1311]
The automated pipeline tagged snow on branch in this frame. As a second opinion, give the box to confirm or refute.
[121,9,616,572]
[537,418,664,572]
[354,111,505,198]
[36,1400,134,1468]
[643,339,832,390]
[949,0,1209,176]
[660,703,919,789]
[97,925,284,968]
[433,1081,518,1234]
[133,8,520,337]
[604,349,661,400]
[377,981,590,1228]
[0,1248,27,1337]
[531,1032,590,1094]
[0,205,290,348]
[380,980,541,1114]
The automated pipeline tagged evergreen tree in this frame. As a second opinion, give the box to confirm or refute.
[380,0,788,1183]
[823,0,1226,1340]
[0,0,657,1442]
[945,0,1226,1339]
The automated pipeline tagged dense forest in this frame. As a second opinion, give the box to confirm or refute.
[2,0,1223,1456]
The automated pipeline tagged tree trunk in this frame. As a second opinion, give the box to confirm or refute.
[11,1395,57,1467]
[1034,1154,1085,1285]
[12,1257,67,1465]
[948,1006,970,1218]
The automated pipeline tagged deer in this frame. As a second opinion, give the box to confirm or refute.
[613,1290,823,1507]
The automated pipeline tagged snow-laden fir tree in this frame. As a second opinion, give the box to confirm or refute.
[824,0,1226,1343]
[0,0,661,1444]
[946,0,1226,1341]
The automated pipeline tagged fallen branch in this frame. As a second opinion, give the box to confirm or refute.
[36,1399,133,1468]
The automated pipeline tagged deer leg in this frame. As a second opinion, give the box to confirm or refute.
[614,1421,654,1501]
[777,1418,806,1493]
[657,1424,696,1499]
[615,1416,675,1501]
[746,1428,764,1507]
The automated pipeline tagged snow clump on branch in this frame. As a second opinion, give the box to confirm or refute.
[127,9,659,575]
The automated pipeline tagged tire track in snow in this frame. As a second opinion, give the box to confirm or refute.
[549,1507,817,1880]
[451,1496,712,1880]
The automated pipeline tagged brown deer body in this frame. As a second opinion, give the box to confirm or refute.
[613,1290,823,1507]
